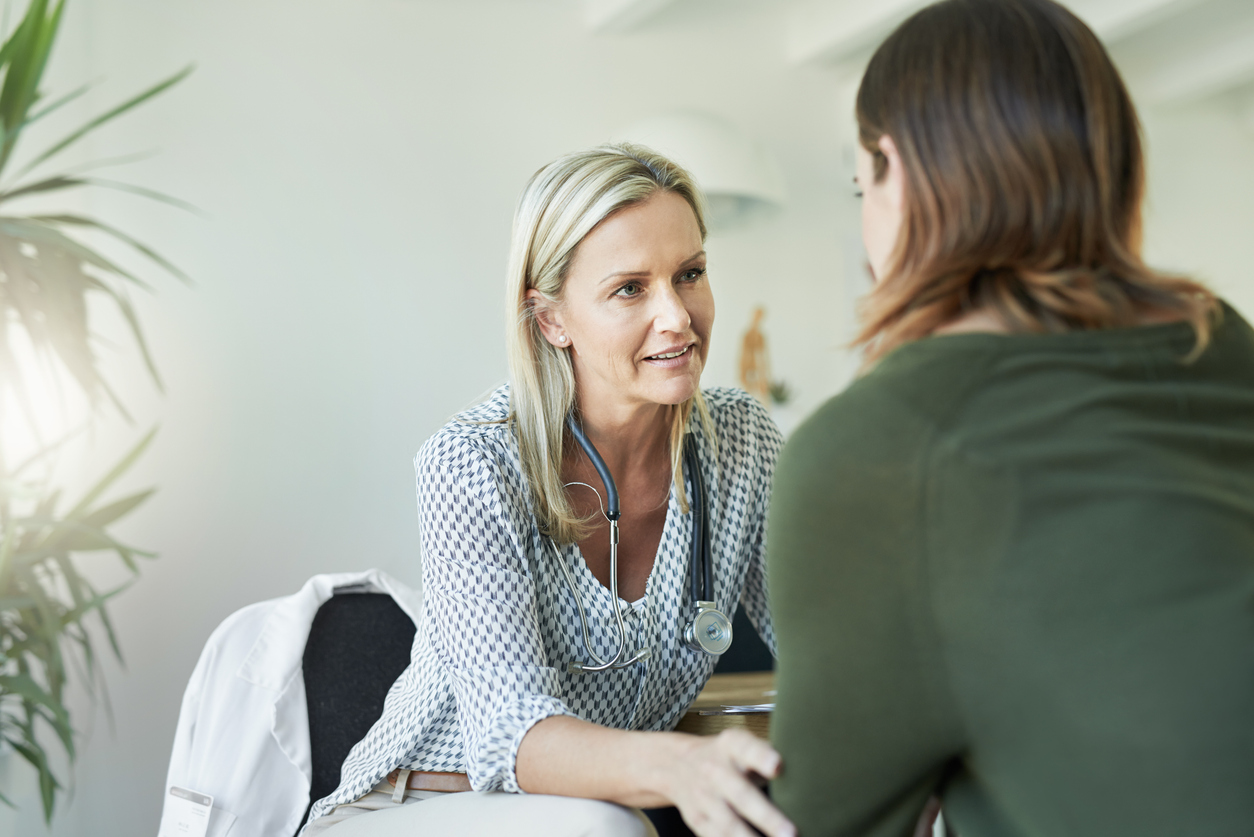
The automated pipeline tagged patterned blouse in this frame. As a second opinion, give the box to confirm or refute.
[308,385,782,823]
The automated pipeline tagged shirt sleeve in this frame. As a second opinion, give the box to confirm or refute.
[766,387,971,836]
[416,434,575,793]
[736,396,784,656]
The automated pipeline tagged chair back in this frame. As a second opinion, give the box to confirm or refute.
[298,591,416,833]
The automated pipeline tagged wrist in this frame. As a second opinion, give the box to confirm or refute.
[637,731,699,805]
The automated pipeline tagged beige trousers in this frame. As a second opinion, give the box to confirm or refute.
[305,781,658,837]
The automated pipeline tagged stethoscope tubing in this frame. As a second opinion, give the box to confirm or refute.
[566,418,620,520]
[549,528,621,669]
[683,434,713,604]
[557,415,721,672]
[560,517,645,672]
[558,416,642,672]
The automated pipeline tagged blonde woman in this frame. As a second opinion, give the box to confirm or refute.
[302,145,794,837]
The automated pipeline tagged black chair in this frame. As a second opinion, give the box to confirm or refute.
[297,591,417,835]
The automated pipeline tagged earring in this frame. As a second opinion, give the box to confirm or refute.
[558,335,568,344]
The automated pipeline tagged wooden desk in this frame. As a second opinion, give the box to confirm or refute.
[674,671,775,740]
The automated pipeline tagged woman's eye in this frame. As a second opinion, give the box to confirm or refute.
[680,268,707,283]
[614,282,642,298]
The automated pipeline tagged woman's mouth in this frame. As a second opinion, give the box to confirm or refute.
[643,344,695,368]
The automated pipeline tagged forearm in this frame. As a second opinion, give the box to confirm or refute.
[515,715,696,807]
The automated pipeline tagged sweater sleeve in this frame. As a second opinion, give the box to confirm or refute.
[766,385,973,836]
[416,435,575,793]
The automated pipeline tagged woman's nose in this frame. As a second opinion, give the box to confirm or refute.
[652,283,692,334]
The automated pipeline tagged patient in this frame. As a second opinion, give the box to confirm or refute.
[767,0,1254,835]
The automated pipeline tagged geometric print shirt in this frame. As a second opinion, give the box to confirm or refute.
[307,385,783,824]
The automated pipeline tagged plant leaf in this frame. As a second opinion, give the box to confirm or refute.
[12,63,193,180]
[0,673,70,730]
[0,2,28,70]
[81,488,155,529]
[111,284,163,390]
[0,173,85,203]
[84,583,129,663]
[57,149,158,176]
[80,176,201,214]
[0,215,154,289]
[64,427,157,519]
[0,236,106,410]
[0,0,62,180]
[15,518,154,568]
[0,174,201,216]
[0,0,49,136]
[31,213,190,284]
[18,80,88,130]
[6,737,62,824]
[0,595,39,608]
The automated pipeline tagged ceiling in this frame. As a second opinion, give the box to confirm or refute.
[580,0,1254,123]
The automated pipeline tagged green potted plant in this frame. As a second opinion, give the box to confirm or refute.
[0,0,190,822]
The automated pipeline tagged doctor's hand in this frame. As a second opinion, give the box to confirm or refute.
[664,728,795,837]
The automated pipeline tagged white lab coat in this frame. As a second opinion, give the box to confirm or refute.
[160,570,422,837]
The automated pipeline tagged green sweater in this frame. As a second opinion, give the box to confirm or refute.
[768,306,1254,837]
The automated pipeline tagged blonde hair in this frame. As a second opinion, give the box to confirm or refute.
[854,0,1217,364]
[505,143,716,545]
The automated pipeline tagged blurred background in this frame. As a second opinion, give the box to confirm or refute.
[1,0,1252,833]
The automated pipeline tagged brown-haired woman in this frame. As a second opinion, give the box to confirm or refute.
[767,1,1254,835]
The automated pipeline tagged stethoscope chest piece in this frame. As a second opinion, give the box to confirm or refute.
[684,600,733,656]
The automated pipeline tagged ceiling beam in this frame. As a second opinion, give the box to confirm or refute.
[1136,29,1254,104]
[786,0,1211,67]
[584,0,680,33]
[1082,0,1211,43]
[1242,93,1254,132]
[786,0,928,66]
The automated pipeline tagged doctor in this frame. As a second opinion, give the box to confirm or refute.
[304,143,794,837]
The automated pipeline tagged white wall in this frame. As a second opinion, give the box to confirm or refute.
[2,1,1251,835]
[5,2,857,834]
[1140,98,1254,316]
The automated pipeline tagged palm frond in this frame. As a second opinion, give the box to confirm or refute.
[0,0,189,823]
[10,62,192,181]
[32,213,191,284]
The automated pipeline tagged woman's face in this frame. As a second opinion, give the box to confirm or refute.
[534,190,712,414]
[855,136,905,282]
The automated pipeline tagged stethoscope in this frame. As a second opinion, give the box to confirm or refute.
[553,415,733,674]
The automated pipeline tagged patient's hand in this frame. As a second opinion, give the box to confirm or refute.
[664,728,795,837]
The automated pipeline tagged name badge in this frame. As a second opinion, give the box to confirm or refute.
[158,785,213,837]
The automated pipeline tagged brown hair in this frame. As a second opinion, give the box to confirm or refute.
[854,0,1217,362]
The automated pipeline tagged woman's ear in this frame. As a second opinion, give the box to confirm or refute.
[878,134,905,213]
[525,289,568,348]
